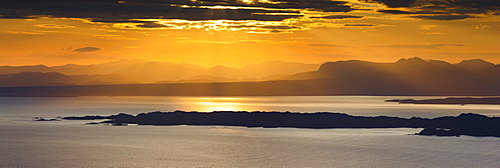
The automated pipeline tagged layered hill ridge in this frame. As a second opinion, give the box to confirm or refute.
[1,57,500,96]
[0,72,136,87]
[0,60,320,86]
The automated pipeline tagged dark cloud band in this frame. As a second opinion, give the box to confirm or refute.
[412,15,475,20]
[1,0,496,23]
[0,0,353,22]
[311,15,364,19]
[366,0,498,20]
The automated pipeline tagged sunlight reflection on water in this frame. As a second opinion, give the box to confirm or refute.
[0,96,499,119]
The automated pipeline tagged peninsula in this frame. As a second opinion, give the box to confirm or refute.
[386,97,500,105]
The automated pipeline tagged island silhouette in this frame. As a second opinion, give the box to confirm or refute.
[63,111,500,138]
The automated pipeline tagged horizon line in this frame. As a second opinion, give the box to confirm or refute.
[0,57,497,69]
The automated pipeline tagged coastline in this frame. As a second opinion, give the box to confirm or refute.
[386,97,500,105]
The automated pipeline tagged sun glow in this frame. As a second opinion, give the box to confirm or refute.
[198,102,245,112]
[1,0,499,68]
[240,0,254,4]
[195,97,248,112]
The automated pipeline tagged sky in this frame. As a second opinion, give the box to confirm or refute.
[0,0,499,68]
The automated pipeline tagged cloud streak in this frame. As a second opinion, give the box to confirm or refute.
[419,25,437,30]
[35,24,75,29]
[306,43,354,48]
[376,44,467,49]
[73,47,102,52]
[411,15,475,20]
[311,15,364,19]
[473,24,490,29]
[4,31,44,35]
[93,35,138,40]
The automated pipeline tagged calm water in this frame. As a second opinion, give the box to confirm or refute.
[0,96,499,167]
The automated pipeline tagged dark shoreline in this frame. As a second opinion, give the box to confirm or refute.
[63,111,500,138]
[386,97,500,105]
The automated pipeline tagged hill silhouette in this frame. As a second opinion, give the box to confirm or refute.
[0,60,320,85]
[1,57,500,96]
[456,59,496,70]
[0,65,51,74]
[0,72,136,87]
[63,111,500,138]
[281,57,500,95]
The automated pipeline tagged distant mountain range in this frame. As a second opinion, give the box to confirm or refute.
[0,60,320,86]
[1,57,499,96]
[279,57,500,95]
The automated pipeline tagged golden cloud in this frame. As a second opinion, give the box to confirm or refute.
[35,24,75,29]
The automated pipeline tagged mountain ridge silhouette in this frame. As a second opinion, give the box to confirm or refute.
[1,57,500,96]
[0,60,320,86]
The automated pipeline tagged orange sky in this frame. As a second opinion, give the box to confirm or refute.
[0,0,499,68]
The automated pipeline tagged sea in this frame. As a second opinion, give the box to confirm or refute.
[0,96,499,167]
